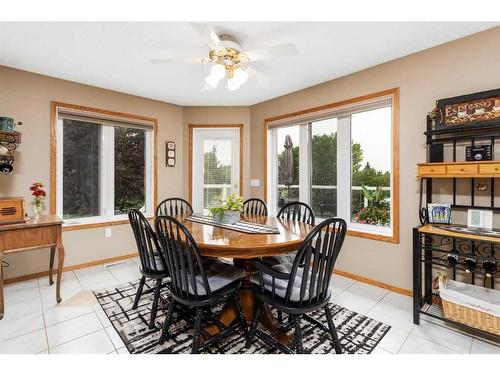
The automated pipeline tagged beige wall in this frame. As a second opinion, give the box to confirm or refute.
[249,26,500,290]
[2,27,500,289]
[0,66,184,279]
[182,107,252,198]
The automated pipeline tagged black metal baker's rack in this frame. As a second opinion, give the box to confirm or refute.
[413,114,500,343]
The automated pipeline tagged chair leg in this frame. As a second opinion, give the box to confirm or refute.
[277,310,283,324]
[158,300,175,345]
[133,276,146,310]
[148,279,162,329]
[191,307,203,354]
[245,300,262,349]
[324,306,342,354]
[233,292,247,334]
[294,315,304,354]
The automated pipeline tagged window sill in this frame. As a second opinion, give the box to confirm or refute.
[62,215,153,232]
[346,229,399,244]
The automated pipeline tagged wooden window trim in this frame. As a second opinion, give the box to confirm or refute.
[50,101,158,231]
[188,124,244,204]
[263,88,400,244]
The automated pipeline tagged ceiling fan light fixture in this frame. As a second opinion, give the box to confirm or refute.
[210,64,226,80]
[227,77,240,91]
[205,74,220,88]
[234,68,248,85]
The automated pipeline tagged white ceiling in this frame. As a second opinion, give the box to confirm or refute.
[0,22,497,106]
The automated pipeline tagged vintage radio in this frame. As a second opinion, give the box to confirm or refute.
[0,197,26,224]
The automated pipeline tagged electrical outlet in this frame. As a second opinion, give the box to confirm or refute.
[105,228,112,238]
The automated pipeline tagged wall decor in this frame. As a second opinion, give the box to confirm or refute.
[432,88,500,130]
[166,141,176,167]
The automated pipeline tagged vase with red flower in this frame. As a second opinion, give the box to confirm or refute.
[30,182,46,219]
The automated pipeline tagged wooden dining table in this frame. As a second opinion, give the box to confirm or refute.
[177,213,314,343]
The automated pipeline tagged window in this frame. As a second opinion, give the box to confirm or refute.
[53,103,155,226]
[266,89,398,242]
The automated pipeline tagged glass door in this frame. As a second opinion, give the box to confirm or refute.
[191,127,240,213]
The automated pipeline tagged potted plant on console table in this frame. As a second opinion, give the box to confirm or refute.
[209,194,244,225]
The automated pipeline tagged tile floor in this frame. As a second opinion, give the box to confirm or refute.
[0,257,498,354]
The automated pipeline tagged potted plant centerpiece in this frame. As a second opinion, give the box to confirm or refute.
[209,194,244,225]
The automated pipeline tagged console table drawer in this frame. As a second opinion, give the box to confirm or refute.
[447,164,478,175]
[0,226,58,252]
[479,163,500,175]
[418,165,446,175]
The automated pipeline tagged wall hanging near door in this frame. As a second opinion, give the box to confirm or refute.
[166,141,176,167]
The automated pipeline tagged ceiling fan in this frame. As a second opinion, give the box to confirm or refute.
[150,24,298,91]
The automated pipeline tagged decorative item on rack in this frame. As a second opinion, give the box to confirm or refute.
[427,102,443,129]
[0,122,22,175]
[476,181,489,191]
[433,88,500,130]
[466,145,492,161]
[209,194,244,225]
[29,182,46,219]
[166,141,176,167]
[467,208,493,230]
[427,203,452,224]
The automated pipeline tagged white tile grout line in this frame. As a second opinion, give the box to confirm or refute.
[47,320,106,352]
[36,276,51,354]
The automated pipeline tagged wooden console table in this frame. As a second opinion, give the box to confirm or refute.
[0,215,65,320]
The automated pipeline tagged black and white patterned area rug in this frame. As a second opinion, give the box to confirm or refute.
[94,280,390,354]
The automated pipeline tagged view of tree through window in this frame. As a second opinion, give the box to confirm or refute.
[61,116,151,221]
[351,107,391,226]
[203,140,232,210]
[272,105,392,228]
[114,127,146,214]
[62,120,100,219]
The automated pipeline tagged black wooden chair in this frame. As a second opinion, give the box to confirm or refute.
[155,215,247,353]
[128,209,169,329]
[156,197,193,217]
[246,217,347,354]
[278,201,315,225]
[263,201,316,268]
[243,198,268,216]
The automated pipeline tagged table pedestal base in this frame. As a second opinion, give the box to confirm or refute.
[203,259,293,346]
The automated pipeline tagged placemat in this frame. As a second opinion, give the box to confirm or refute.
[186,214,280,234]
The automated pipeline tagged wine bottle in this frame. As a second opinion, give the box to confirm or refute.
[482,258,497,278]
[464,256,477,273]
[446,251,460,268]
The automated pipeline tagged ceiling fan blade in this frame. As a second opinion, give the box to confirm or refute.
[190,23,220,50]
[242,43,297,62]
[149,57,207,64]
[246,67,270,89]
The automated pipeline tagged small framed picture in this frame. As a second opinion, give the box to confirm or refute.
[467,209,493,230]
[166,141,175,167]
[427,204,452,224]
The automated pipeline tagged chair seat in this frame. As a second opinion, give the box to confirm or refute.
[183,259,245,296]
[250,263,317,302]
[261,253,295,270]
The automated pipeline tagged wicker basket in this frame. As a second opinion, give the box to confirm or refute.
[441,296,500,336]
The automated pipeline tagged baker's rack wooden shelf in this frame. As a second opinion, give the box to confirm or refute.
[413,99,500,343]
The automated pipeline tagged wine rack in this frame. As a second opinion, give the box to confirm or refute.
[414,108,500,343]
